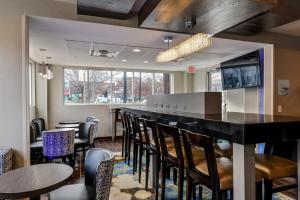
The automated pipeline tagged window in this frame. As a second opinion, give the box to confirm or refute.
[208,70,222,92]
[64,68,170,104]
[28,62,35,106]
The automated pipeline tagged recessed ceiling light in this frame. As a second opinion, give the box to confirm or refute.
[144,61,149,64]
[46,57,52,59]
[133,48,141,52]
[122,59,127,62]
[39,48,47,52]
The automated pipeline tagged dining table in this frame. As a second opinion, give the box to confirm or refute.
[55,124,80,129]
[59,120,81,125]
[122,105,300,200]
[0,163,73,199]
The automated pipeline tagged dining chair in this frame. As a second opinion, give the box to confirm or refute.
[255,141,297,200]
[181,129,263,200]
[43,129,75,167]
[157,123,204,200]
[74,122,95,159]
[49,148,115,200]
[32,118,46,137]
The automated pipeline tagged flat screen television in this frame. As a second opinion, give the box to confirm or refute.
[221,51,261,90]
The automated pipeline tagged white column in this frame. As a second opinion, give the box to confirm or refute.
[233,143,256,200]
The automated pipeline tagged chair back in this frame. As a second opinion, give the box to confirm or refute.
[79,122,95,144]
[29,122,38,143]
[123,112,133,136]
[43,129,75,158]
[131,115,144,143]
[86,116,96,122]
[157,123,183,166]
[32,118,46,137]
[181,129,219,189]
[264,141,297,161]
[143,119,159,151]
[85,148,115,200]
[89,118,100,141]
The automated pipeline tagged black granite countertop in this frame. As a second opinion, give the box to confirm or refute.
[122,106,300,144]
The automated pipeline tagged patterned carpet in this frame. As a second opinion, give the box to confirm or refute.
[111,159,295,200]
[95,139,296,200]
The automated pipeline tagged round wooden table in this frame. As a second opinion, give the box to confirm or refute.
[55,124,79,129]
[0,163,73,199]
[59,120,81,125]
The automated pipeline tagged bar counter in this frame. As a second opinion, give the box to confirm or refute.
[121,106,300,200]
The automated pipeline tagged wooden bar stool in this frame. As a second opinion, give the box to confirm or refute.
[255,142,297,200]
[114,108,122,140]
[157,123,205,200]
[123,112,134,166]
[181,129,263,200]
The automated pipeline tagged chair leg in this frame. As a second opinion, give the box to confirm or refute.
[133,140,137,173]
[155,153,160,200]
[121,131,125,157]
[173,167,178,184]
[127,136,131,165]
[186,176,193,200]
[124,133,128,162]
[198,185,203,200]
[256,181,262,200]
[178,167,184,200]
[138,144,143,183]
[264,179,273,200]
[161,161,167,200]
[145,149,150,189]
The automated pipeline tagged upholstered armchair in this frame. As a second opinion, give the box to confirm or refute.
[0,148,13,175]
[42,129,75,166]
[49,148,114,200]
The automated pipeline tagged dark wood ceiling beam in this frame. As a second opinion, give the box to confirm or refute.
[138,0,161,26]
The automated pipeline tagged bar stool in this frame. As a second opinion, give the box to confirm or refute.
[124,112,134,166]
[157,123,205,200]
[131,115,147,181]
[181,129,263,200]
[255,142,297,200]
[120,111,126,158]
[114,108,122,139]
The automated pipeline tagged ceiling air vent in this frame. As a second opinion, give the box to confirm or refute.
[90,49,119,58]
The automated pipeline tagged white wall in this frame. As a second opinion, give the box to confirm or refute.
[35,69,48,128]
[193,69,208,92]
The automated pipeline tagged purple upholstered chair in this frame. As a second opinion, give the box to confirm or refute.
[42,129,75,166]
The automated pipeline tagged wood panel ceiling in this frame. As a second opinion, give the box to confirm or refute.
[138,0,274,35]
[77,0,300,36]
[77,0,146,19]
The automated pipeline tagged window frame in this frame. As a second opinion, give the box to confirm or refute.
[63,67,170,105]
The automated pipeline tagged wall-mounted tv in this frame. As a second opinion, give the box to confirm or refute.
[221,50,261,90]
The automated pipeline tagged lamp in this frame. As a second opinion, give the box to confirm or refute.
[156,33,212,62]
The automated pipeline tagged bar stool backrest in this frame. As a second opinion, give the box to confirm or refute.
[124,112,133,136]
[29,122,38,143]
[143,119,160,153]
[181,129,220,189]
[157,123,184,166]
[32,118,46,137]
[131,115,144,142]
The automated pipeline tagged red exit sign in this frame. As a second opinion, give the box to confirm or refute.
[187,65,196,73]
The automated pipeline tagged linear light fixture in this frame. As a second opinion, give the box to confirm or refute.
[156,33,212,62]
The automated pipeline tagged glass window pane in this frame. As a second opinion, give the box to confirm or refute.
[64,69,87,104]
[154,73,164,95]
[112,71,124,103]
[126,72,134,103]
[89,70,112,104]
[133,72,141,103]
[209,71,222,92]
[141,72,153,103]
